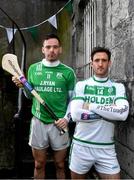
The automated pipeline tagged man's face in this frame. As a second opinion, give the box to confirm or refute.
[91,52,111,77]
[42,38,62,61]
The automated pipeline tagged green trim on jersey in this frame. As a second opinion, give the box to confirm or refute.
[115,97,127,102]
[28,61,76,123]
[73,137,115,145]
[93,76,109,83]
[72,97,85,101]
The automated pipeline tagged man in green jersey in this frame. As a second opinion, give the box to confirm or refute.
[69,47,129,179]
[12,34,76,179]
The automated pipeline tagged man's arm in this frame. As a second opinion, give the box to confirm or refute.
[55,69,76,130]
[55,90,73,130]
[88,99,129,121]
[71,98,102,122]
[63,70,76,122]
[84,83,129,121]
[63,90,74,121]
[70,80,102,122]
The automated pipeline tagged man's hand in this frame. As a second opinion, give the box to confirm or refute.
[83,102,89,110]
[55,118,68,130]
[12,76,23,88]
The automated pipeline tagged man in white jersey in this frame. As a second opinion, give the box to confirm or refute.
[12,34,76,179]
[69,46,129,179]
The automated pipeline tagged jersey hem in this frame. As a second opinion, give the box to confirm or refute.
[73,137,115,148]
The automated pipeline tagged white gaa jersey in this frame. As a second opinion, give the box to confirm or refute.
[71,75,129,148]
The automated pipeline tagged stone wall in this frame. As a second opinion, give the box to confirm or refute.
[104,1,134,178]
[72,0,134,178]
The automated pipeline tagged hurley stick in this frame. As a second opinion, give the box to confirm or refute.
[2,53,67,135]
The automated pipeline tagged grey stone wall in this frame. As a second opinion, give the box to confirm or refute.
[72,0,134,178]
[104,1,134,178]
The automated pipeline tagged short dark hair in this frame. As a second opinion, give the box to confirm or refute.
[91,46,111,61]
[43,33,61,45]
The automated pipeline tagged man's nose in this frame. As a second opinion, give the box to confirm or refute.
[98,60,103,65]
[50,47,54,51]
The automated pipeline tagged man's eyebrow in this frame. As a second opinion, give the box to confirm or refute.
[45,45,59,47]
[94,58,108,60]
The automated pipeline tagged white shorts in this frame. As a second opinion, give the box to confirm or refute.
[29,116,70,150]
[69,143,120,175]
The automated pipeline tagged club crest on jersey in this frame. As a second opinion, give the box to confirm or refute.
[108,87,114,95]
[56,72,63,79]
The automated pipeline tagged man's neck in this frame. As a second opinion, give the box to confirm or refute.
[42,58,60,67]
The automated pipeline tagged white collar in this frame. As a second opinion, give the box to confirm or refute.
[42,58,60,67]
[93,75,109,82]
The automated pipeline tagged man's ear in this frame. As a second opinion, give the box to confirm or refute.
[42,46,45,54]
[108,59,112,67]
[90,60,93,67]
[59,47,62,54]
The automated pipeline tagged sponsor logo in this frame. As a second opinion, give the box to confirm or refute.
[96,105,128,114]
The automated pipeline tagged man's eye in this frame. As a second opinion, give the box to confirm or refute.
[53,46,59,48]
[94,59,100,62]
[45,46,59,49]
[94,59,108,62]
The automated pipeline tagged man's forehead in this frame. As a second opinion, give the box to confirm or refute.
[93,52,109,58]
[43,38,59,45]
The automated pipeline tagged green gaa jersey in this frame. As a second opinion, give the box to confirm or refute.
[28,59,76,124]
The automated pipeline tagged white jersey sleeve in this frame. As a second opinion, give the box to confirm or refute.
[70,81,102,122]
[89,83,129,121]
[71,99,102,122]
